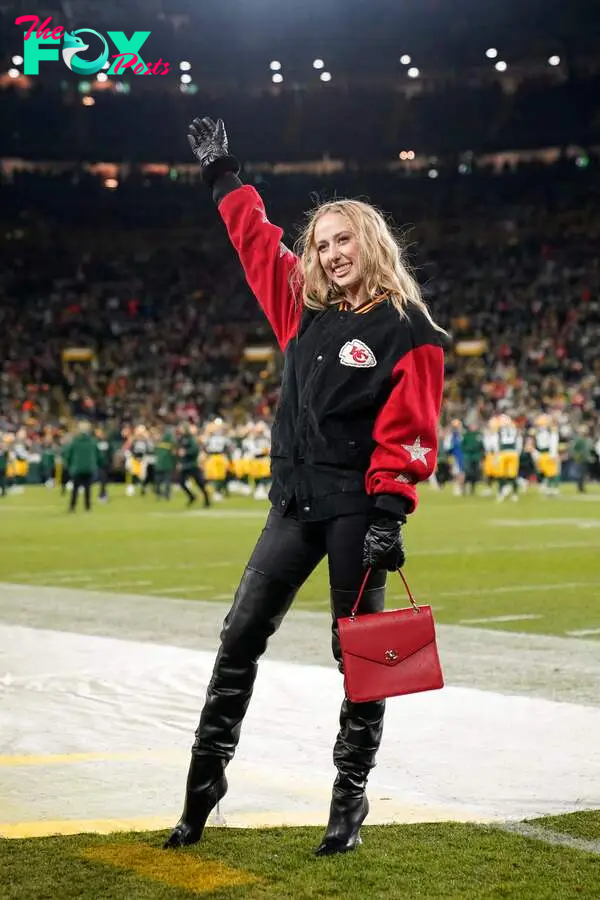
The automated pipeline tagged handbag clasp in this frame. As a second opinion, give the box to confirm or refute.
[385,649,398,661]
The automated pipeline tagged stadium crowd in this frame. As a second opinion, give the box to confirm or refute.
[1,161,599,493]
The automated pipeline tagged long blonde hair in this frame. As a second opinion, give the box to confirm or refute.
[292,198,446,332]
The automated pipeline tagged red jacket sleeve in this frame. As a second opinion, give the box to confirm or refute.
[218,185,303,350]
[366,344,444,514]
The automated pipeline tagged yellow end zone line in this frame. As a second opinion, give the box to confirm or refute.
[0,817,174,839]
[0,750,181,767]
[0,805,490,839]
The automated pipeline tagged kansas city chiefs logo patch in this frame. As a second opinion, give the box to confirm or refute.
[339,339,377,368]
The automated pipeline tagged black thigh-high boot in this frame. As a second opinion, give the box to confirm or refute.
[164,566,299,849]
[315,583,386,857]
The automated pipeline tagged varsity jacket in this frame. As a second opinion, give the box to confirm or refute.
[213,175,446,522]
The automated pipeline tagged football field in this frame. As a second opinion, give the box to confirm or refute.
[1,483,599,899]
[1,483,599,637]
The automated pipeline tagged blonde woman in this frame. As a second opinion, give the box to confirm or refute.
[164,117,447,857]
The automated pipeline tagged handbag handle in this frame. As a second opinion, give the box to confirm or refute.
[350,567,419,619]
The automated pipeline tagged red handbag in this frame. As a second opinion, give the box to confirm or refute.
[338,568,444,703]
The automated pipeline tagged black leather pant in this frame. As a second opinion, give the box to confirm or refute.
[191,502,386,791]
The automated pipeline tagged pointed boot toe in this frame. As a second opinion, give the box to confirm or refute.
[163,820,201,849]
[314,794,368,857]
[314,832,363,857]
[163,772,227,851]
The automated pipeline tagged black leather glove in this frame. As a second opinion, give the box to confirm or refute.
[362,516,406,572]
[187,116,240,188]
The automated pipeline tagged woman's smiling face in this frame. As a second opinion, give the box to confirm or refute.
[314,212,362,291]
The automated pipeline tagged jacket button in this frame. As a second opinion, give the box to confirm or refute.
[280,500,286,506]
[316,355,323,361]
[303,505,310,512]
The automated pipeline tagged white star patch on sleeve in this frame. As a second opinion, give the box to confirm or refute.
[401,436,432,466]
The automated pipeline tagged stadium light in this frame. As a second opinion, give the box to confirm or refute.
[12,55,23,66]
[82,95,95,106]
[313,59,324,69]
[399,54,411,65]
[8,68,20,78]
[104,178,118,189]
[407,66,420,78]
[495,60,508,72]
[548,55,561,66]
[272,73,283,83]
[96,72,108,82]
[180,73,192,84]
[320,71,332,82]
[269,60,281,71]
[428,168,439,179]
[485,48,498,59]
[180,61,192,71]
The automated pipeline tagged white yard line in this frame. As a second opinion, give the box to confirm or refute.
[4,560,239,583]
[85,580,154,590]
[6,563,197,582]
[411,540,600,556]
[498,822,600,855]
[460,614,543,625]
[567,628,600,637]
[4,541,598,586]
[151,510,265,519]
[0,506,51,512]
[147,585,213,595]
[437,581,600,599]
[493,518,600,528]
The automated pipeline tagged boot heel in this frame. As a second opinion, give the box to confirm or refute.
[163,773,228,849]
[314,794,369,857]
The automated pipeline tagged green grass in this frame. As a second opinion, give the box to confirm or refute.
[2,815,600,899]
[1,484,599,638]
[2,489,600,897]
[525,810,600,842]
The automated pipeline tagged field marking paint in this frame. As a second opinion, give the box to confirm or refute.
[0,817,175,838]
[567,628,600,637]
[147,585,213,595]
[85,580,153,590]
[5,563,197,582]
[409,540,599,557]
[437,580,600,599]
[493,518,600,529]
[0,750,180,767]
[28,575,98,585]
[4,541,599,586]
[498,822,600,855]
[80,844,260,893]
[460,614,543,625]
[3,560,233,583]
[0,506,50,513]
[151,510,265,519]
